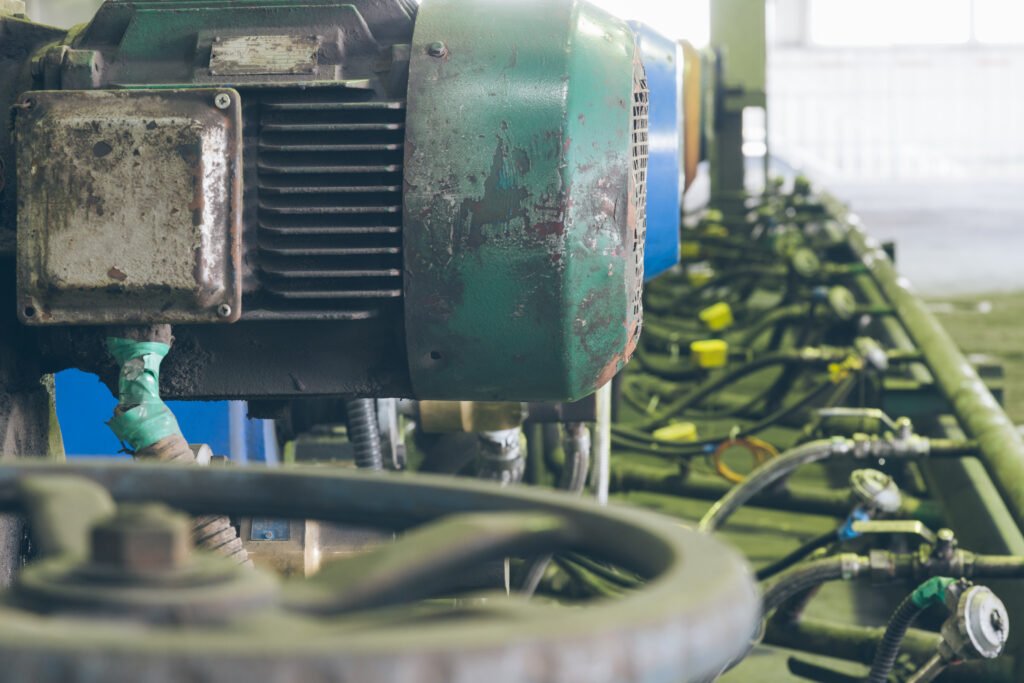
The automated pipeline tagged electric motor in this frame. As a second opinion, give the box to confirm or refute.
[5,0,646,402]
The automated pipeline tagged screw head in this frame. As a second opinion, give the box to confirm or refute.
[217,303,233,318]
[90,504,191,575]
[427,41,448,58]
[214,93,232,110]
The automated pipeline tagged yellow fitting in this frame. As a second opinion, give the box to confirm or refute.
[653,422,699,443]
[691,339,729,369]
[828,356,864,384]
[699,302,734,332]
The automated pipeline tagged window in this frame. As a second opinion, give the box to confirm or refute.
[974,0,1024,44]
[808,0,971,46]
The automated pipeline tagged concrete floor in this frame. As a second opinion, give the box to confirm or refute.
[830,181,1024,297]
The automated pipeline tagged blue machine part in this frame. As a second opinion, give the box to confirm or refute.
[55,369,276,463]
[629,21,683,281]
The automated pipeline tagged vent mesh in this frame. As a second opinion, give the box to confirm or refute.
[629,57,650,343]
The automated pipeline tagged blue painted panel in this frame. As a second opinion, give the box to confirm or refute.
[55,369,231,457]
[630,21,683,281]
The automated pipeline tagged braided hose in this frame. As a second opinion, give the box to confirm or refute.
[345,399,383,470]
[136,435,253,567]
[106,332,251,567]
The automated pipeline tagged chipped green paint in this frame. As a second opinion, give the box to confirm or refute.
[403,0,644,402]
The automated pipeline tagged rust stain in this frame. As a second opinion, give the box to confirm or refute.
[107,267,127,282]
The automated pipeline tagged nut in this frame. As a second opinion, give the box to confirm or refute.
[214,93,232,110]
[90,503,191,575]
[427,41,448,58]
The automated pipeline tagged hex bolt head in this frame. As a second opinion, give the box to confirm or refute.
[214,93,232,110]
[90,503,191,575]
[427,41,448,58]
[217,303,233,318]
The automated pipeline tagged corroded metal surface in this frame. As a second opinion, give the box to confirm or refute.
[0,461,759,683]
[403,0,645,402]
[16,89,242,325]
[209,35,320,77]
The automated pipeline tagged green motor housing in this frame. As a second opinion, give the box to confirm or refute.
[7,0,645,402]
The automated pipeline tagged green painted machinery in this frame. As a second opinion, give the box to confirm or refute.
[3,0,646,402]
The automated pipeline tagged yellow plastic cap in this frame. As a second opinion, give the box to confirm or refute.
[699,302,734,331]
[691,339,729,369]
[653,422,699,443]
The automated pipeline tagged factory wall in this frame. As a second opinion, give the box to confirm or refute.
[770,46,1024,182]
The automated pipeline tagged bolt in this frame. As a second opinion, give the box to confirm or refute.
[90,503,191,575]
[214,93,232,110]
[262,530,274,540]
[938,528,956,543]
[992,609,1005,632]
[217,303,233,318]
[427,41,448,58]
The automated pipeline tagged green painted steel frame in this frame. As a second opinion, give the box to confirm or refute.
[403,0,643,402]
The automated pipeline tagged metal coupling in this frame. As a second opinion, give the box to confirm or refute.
[870,549,898,583]
[849,469,902,515]
[938,581,1009,663]
[839,552,869,580]
[477,427,525,485]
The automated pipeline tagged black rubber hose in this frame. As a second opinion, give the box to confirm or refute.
[760,555,868,615]
[867,594,929,683]
[345,399,383,470]
[521,423,592,596]
[755,527,838,581]
[699,438,849,533]
[137,435,252,567]
[614,379,845,459]
[628,352,818,430]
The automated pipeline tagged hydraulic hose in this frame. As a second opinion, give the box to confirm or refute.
[755,527,838,581]
[345,399,383,471]
[868,578,956,683]
[521,423,593,596]
[106,333,251,567]
[760,554,869,615]
[632,352,814,429]
[699,438,853,533]
[615,379,847,459]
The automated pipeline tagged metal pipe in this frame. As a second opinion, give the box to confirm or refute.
[905,654,947,683]
[593,383,612,505]
[847,225,1024,533]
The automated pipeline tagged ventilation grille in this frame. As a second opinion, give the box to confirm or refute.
[630,58,650,340]
[252,88,406,320]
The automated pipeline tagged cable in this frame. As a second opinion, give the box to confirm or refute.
[712,437,779,484]
[760,554,869,615]
[755,527,837,581]
[699,438,853,533]
[868,578,956,683]
[345,399,383,470]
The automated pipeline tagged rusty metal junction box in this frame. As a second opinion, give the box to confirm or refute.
[16,89,243,325]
